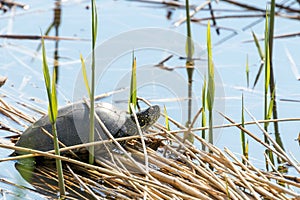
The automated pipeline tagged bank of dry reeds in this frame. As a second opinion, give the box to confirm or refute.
[1,98,300,199]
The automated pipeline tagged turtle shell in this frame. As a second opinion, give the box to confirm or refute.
[15,102,127,154]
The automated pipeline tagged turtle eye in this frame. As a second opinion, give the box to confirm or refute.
[138,117,147,128]
[131,115,146,128]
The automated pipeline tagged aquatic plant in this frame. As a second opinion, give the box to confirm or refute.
[88,0,98,165]
[129,51,137,113]
[207,20,215,147]
[41,37,65,196]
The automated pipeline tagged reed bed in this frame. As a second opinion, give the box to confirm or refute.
[1,97,300,199]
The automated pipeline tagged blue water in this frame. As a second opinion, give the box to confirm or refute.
[0,0,300,197]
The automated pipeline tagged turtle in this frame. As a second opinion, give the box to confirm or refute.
[14,101,160,157]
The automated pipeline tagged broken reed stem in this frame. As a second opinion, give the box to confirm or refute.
[66,164,98,199]
[245,108,300,173]
[129,103,150,199]
[174,0,211,27]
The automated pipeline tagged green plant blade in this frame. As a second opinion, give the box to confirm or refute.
[185,0,194,64]
[201,77,207,130]
[41,38,55,123]
[252,63,263,89]
[201,77,207,151]
[246,55,249,88]
[251,31,264,60]
[164,105,170,131]
[265,43,270,94]
[129,51,137,113]
[207,20,215,111]
[51,67,58,121]
[80,54,91,97]
[41,36,65,196]
[41,39,50,95]
[206,20,215,147]
[245,140,249,161]
[185,37,194,63]
[263,6,275,170]
[264,10,270,128]
[240,94,246,161]
[91,0,97,48]
[266,87,275,128]
[269,0,275,61]
[89,0,98,165]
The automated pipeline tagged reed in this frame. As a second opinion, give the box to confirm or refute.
[129,51,137,113]
[88,0,98,165]
[269,0,285,163]
[164,105,170,131]
[184,0,195,144]
[201,77,206,151]
[240,94,248,163]
[80,54,91,97]
[251,31,264,89]
[206,20,215,147]
[264,7,275,169]
[41,37,65,196]
[184,0,194,65]
[245,54,249,88]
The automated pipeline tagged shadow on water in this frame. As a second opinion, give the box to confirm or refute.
[15,161,98,199]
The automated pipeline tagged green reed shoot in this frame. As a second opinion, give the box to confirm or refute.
[88,0,98,164]
[163,105,172,148]
[240,94,248,163]
[251,31,264,61]
[264,9,275,168]
[251,31,264,89]
[42,38,65,196]
[207,20,215,146]
[129,51,137,113]
[270,0,285,165]
[269,0,275,61]
[164,105,170,131]
[268,0,284,158]
[185,0,194,65]
[266,88,275,128]
[246,55,249,88]
[80,54,91,97]
[201,77,207,151]
[264,11,270,132]
[183,0,195,144]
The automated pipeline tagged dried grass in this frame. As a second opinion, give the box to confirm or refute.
[1,98,300,199]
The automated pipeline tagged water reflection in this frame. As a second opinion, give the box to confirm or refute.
[53,1,62,83]
[15,162,96,199]
[35,1,62,83]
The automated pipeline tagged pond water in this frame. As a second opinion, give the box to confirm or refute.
[0,0,300,198]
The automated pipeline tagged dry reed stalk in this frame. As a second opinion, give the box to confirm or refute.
[0,121,21,134]
[17,101,47,115]
[66,164,98,199]
[0,98,35,123]
[0,105,25,126]
[174,0,211,27]
[2,99,300,199]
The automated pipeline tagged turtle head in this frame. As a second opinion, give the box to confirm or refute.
[116,105,160,137]
[134,105,160,131]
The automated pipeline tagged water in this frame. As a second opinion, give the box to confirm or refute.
[0,0,300,197]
